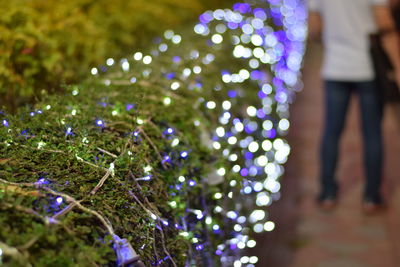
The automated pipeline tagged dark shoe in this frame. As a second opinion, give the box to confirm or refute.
[362,199,386,215]
[317,195,337,212]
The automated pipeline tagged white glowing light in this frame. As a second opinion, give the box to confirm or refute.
[253,223,264,233]
[194,24,206,34]
[213,142,221,150]
[253,47,265,58]
[137,118,144,125]
[234,224,242,232]
[217,168,226,176]
[251,34,263,46]
[234,122,244,132]
[250,210,265,223]
[164,30,174,39]
[159,43,168,52]
[183,68,192,77]
[121,61,130,72]
[247,240,256,248]
[133,52,143,60]
[262,84,273,94]
[249,59,260,69]
[222,74,232,83]
[279,119,290,131]
[232,165,241,172]
[263,120,273,130]
[172,35,182,44]
[164,97,171,105]
[256,155,268,166]
[264,163,277,175]
[253,182,263,192]
[211,34,223,44]
[206,101,216,109]
[241,256,249,264]
[193,66,202,74]
[262,140,273,151]
[37,141,46,149]
[256,192,271,206]
[169,201,177,208]
[222,100,231,110]
[273,139,285,150]
[229,154,238,161]
[264,179,281,193]
[237,241,246,249]
[171,138,179,147]
[239,69,250,80]
[106,58,114,66]
[260,53,271,63]
[242,24,254,34]
[171,82,180,90]
[252,18,264,29]
[250,256,258,264]
[264,221,275,232]
[247,106,257,117]
[216,127,225,137]
[233,45,245,58]
[91,68,98,75]
[143,55,152,64]
[228,136,237,145]
[248,141,259,153]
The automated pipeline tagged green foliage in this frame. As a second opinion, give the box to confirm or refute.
[0,0,236,110]
[0,82,220,266]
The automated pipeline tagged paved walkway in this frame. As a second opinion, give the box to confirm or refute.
[253,44,400,267]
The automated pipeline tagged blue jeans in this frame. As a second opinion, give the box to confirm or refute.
[320,80,383,202]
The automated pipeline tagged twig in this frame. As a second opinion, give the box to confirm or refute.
[153,229,161,265]
[137,128,166,169]
[90,166,114,195]
[17,236,39,250]
[0,177,37,187]
[157,222,178,267]
[19,144,66,154]
[1,202,59,225]
[53,201,81,219]
[97,147,118,158]
[75,156,109,172]
[0,242,31,266]
[42,187,115,236]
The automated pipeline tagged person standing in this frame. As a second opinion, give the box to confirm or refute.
[308,0,400,213]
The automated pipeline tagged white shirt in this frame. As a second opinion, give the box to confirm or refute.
[308,0,388,81]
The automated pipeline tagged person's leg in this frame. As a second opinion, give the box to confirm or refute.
[319,81,352,199]
[356,81,383,203]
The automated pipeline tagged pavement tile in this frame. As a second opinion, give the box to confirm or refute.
[253,44,400,267]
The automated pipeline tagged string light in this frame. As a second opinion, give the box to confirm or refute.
[0,1,306,266]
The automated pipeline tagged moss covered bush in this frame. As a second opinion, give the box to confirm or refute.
[0,0,236,110]
[0,81,238,266]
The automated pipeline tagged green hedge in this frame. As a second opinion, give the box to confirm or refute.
[0,0,305,265]
[0,0,235,110]
[0,81,237,266]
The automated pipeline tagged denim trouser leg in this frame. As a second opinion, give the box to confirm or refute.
[319,80,383,201]
[356,81,383,202]
[320,81,351,197]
